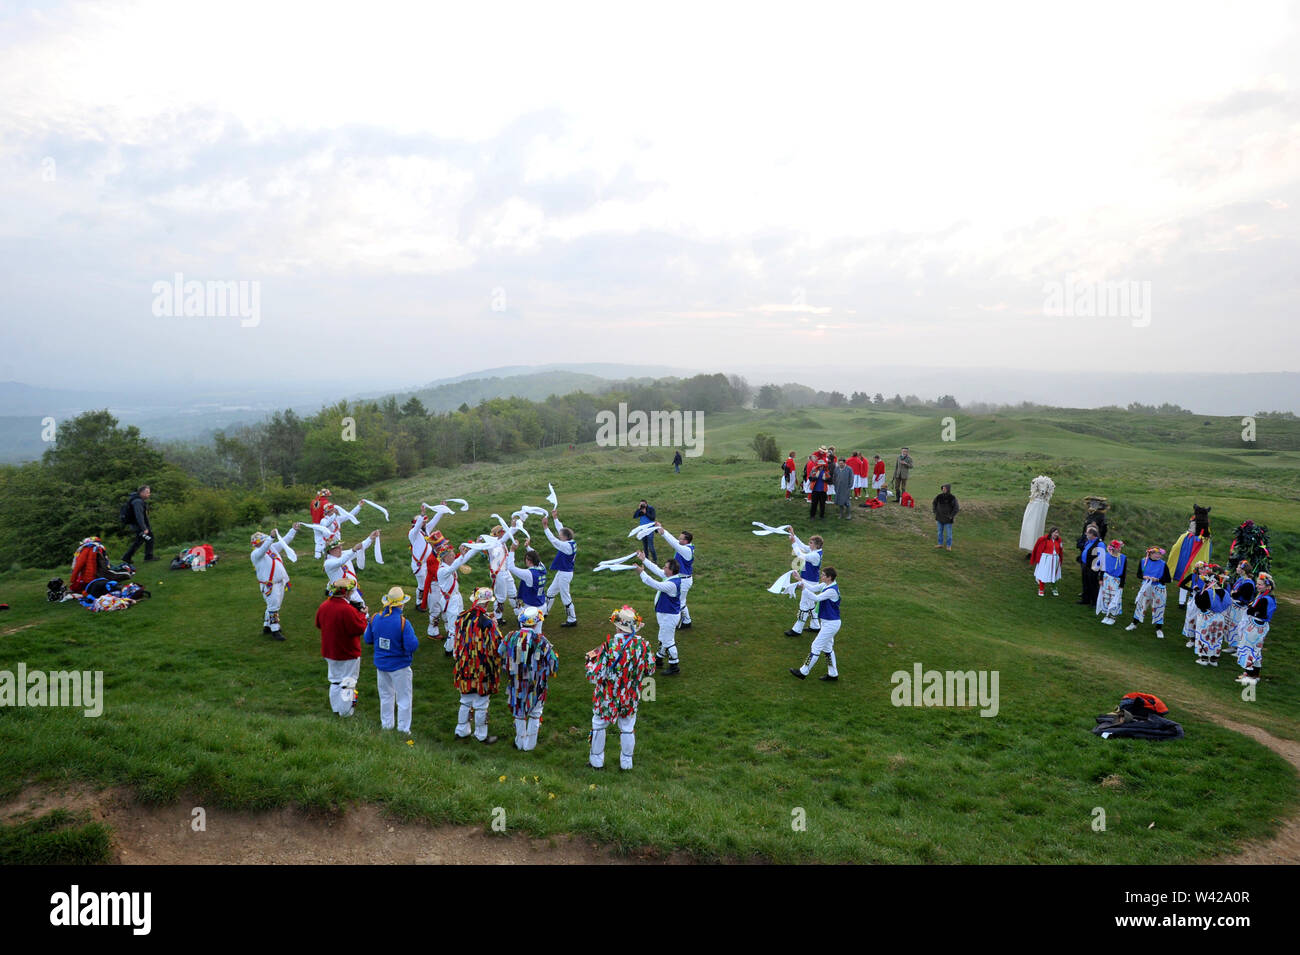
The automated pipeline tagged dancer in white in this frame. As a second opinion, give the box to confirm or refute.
[654,522,695,629]
[316,500,364,558]
[431,538,479,656]
[784,532,824,635]
[250,523,301,640]
[323,531,379,612]
[485,522,522,624]
[789,567,841,681]
[635,554,684,675]
[541,510,579,627]
[408,502,448,621]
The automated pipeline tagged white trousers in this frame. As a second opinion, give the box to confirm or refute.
[512,700,545,751]
[412,566,428,606]
[262,582,285,631]
[545,570,576,622]
[1096,577,1122,618]
[326,658,360,717]
[377,667,413,732]
[793,585,821,632]
[590,709,638,769]
[456,692,490,740]
[656,611,680,663]
[431,591,463,648]
[491,570,517,621]
[678,576,693,624]
[800,619,840,676]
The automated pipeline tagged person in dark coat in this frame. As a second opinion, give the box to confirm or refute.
[633,500,658,561]
[121,485,156,563]
[833,461,854,519]
[1077,526,1104,606]
[672,451,683,473]
[932,484,959,550]
[808,458,831,520]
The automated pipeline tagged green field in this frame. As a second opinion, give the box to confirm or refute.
[1,407,1296,863]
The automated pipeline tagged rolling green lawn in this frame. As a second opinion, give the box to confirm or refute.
[1,407,1297,863]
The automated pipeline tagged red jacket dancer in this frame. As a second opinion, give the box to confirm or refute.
[1031,529,1065,596]
[316,578,368,717]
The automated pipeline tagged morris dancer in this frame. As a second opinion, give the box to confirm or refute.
[789,567,841,681]
[316,577,368,718]
[485,522,522,625]
[784,532,824,636]
[586,605,657,771]
[250,523,301,640]
[497,604,559,751]
[430,535,478,656]
[452,586,501,744]
[635,554,683,675]
[507,543,547,620]
[781,450,798,501]
[323,530,379,612]
[1225,562,1255,655]
[309,487,331,556]
[1235,573,1275,686]
[1126,546,1170,638]
[1093,539,1127,625]
[364,586,419,734]
[1030,527,1063,597]
[541,510,579,627]
[872,454,887,502]
[1182,562,1211,648]
[655,522,695,629]
[1193,569,1232,666]
[408,502,448,618]
[314,499,365,559]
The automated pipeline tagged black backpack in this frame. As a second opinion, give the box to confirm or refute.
[119,494,138,526]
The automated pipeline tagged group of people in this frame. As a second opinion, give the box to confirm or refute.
[1024,491,1279,687]
[779,447,916,518]
[242,487,700,769]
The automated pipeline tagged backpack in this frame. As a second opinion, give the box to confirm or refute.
[119,494,138,526]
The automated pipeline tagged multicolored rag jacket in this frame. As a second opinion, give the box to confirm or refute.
[586,632,656,721]
[497,629,559,717]
[453,606,501,695]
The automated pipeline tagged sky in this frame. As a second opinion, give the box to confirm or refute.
[1,0,1298,393]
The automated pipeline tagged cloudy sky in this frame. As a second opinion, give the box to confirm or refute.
[1,0,1298,391]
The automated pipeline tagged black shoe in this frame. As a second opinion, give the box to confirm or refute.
[481,736,499,745]
[263,626,273,634]
[589,763,604,771]
[678,621,692,629]
[561,620,578,628]
[789,667,806,680]
[272,631,285,642]
[664,663,681,675]
[144,556,159,562]
[455,733,472,742]
[444,650,452,657]
[655,654,665,666]
[783,629,800,637]
[819,674,838,682]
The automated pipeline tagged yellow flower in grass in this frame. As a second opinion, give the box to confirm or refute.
[498,775,507,783]
[548,793,556,800]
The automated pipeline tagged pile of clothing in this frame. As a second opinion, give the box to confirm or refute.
[1092,692,1184,740]
[170,544,218,570]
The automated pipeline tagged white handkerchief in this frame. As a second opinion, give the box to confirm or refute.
[752,521,793,536]
[362,499,390,521]
[767,571,798,595]
[303,522,332,535]
[521,505,549,517]
[446,498,470,512]
[546,483,558,508]
[627,523,658,540]
[594,563,639,573]
[423,503,454,517]
[594,551,640,570]
[374,536,383,564]
[356,549,365,570]
[491,513,511,531]
[342,508,361,525]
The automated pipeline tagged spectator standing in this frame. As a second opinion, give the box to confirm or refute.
[121,485,156,563]
[633,500,658,561]
[891,448,914,503]
[932,483,959,550]
[833,460,854,520]
[808,457,830,520]
[672,450,683,474]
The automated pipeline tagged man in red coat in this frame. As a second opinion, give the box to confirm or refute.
[316,577,368,717]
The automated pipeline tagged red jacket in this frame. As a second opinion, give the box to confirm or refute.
[873,460,885,480]
[1031,536,1064,564]
[316,596,368,660]
[310,495,330,523]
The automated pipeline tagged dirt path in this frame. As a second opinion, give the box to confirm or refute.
[0,786,683,864]
[1202,718,1300,865]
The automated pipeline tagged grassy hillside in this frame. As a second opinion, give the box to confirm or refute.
[1,408,1296,863]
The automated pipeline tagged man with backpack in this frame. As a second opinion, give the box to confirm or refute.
[121,485,156,563]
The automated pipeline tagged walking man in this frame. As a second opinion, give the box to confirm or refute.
[121,485,156,563]
[932,483,959,550]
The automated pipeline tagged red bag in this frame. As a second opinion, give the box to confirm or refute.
[900,492,915,508]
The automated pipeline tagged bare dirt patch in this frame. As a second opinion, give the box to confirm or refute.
[1203,718,1300,865]
[0,786,683,865]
